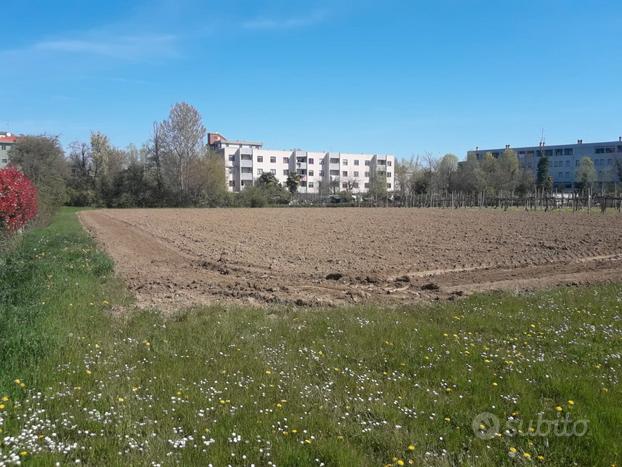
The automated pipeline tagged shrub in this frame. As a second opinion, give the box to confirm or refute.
[0,167,38,232]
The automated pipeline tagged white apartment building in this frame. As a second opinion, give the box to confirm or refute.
[208,133,395,195]
[0,132,17,168]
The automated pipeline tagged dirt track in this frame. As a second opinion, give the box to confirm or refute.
[79,208,622,309]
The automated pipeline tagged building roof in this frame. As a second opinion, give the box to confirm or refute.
[222,139,263,146]
[0,134,17,144]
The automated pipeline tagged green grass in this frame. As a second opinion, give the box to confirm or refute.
[1,208,621,466]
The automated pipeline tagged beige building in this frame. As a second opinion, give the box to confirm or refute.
[0,132,17,168]
[208,133,395,195]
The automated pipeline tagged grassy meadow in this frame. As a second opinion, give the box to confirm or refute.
[0,208,621,466]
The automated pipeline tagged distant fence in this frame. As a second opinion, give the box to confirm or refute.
[292,191,622,212]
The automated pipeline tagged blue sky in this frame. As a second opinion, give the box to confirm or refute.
[1,0,621,160]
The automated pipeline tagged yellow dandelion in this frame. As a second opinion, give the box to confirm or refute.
[537,455,545,461]
[85,369,92,375]
[509,447,517,454]
[117,397,125,403]
[304,439,312,444]
[555,406,563,412]
[397,460,405,466]
[407,444,416,451]
[0,404,5,411]
[14,379,21,385]
[19,451,28,457]
[265,370,272,375]
[1,395,9,402]
[567,400,575,406]
[523,452,531,459]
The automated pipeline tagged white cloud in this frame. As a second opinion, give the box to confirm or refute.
[242,9,329,30]
[31,33,178,60]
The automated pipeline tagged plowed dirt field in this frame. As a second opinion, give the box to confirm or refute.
[79,208,622,309]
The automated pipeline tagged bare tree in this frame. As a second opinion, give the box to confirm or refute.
[160,102,207,203]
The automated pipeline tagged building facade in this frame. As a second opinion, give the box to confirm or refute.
[208,133,395,195]
[0,132,17,168]
[468,138,622,189]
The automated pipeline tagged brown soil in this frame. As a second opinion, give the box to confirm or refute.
[79,208,622,310]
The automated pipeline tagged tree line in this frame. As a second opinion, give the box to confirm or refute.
[393,149,622,207]
[7,102,622,217]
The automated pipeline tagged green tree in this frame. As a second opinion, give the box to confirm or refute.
[536,156,549,189]
[8,135,67,222]
[497,149,520,193]
[255,173,289,204]
[455,154,485,194]
[436,154,459,192]
[286,174,301,194]
[160,102,207,204]
[576,157,597,193]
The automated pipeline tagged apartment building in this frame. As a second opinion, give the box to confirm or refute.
[208,133,395,194]
[0,131,17,168]
[468,138,622,189]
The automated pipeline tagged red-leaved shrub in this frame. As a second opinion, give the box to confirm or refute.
[0,167,38,231]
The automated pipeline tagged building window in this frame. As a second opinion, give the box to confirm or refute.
[319,170,324,176]
[564,148,573,155]
[308,158,314,164]
[342,171,348,177]
[387,161,392,166]
[364,171,370,177]
[377,160,386,165]
[271,169,276,175]
[387,183,392,189]
[257,155,263,163]
[354,160,360,166]
[353,171,359,177]
[343,160,348,165]
[364,160,370,166]
[0,144,5,151]
[544,149,553,157]
[595,148,605,154]
[241,154,252,160]
[300,181,307,187]
[342,182,348,188]
[555,149,563,155]
[618,146,622,153]
[309,170,314,176]
[364,183,369,188]
[257,168,263,175]
[330,170,339,176]
[228,180,235,187]
[308,182,314,188]
[387,172,392,178]
[241,167,252,173]
[353,182,359,188]
[330,158,339,164]
[270,156,277,163]
[228,155,235,161]
[283,157,289,164]
[283,169,289,175]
